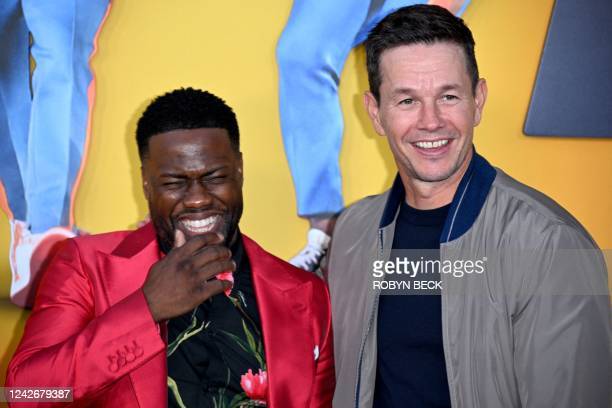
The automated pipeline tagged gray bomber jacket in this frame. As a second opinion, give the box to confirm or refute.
[326,152,610,408]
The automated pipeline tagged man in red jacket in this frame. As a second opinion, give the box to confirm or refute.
[6,88,334,407]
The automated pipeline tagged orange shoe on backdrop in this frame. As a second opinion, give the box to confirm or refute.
[9,220,76,308]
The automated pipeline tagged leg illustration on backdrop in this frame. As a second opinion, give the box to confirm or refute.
[0,0,110,307]
[276,0,470,271]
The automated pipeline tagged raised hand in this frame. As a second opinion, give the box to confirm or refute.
[143,230,235,322]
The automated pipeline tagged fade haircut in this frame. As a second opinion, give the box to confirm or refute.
[136,87,240,159]
[365,4,479,101]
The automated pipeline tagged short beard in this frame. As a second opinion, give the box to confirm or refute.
[411,162,461,183]
[403,144,472,184]
[152,216,174,255]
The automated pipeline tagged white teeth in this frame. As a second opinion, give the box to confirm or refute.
[415,139,449,149]
[180,216,219,233]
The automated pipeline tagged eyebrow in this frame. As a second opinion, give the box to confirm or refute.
[439,84,462,92]
[159,173,187,178]
[391,83,463,96]
[159,165,229,178]
[391,87,415,97]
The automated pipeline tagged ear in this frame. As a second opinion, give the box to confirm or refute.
[364,91,386,136]
[141,165,151,202]
[236,151,244,187]
[473,78,488,126]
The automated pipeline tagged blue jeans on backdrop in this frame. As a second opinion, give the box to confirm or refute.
[0,0,109,306]
[276,0,470,218]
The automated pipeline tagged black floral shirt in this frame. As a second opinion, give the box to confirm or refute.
[167,234,267,407]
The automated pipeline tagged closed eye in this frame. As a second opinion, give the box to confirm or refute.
[204,174,229,184]
[161,180,185,188]
[207,176,227,183]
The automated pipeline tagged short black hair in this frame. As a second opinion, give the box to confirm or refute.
[136,87,240,159]
[365,4,479,101]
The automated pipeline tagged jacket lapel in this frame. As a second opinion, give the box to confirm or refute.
[94,228,316,407]
[243,235,315,407]
[95,223,167,407]
[96,223,160,307]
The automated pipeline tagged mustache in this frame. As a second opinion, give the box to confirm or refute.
[175,208,223,215]
[171,208,225,222]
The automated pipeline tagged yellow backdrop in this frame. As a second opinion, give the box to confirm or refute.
[1,0,610,390]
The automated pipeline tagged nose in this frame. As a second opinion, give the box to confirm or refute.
[183,181,212,208]
[417,101,444,131]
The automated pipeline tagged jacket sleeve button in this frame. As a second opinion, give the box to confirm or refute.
[107,356,119,372]
[117,350,127,367]
[125,346,136,362]
[132,341,144,357]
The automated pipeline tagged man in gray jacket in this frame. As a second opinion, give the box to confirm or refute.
[326,5,610,408]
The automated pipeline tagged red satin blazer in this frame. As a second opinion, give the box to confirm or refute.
[6,224,334,407]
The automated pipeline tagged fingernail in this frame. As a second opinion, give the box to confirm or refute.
[174,229,186,247]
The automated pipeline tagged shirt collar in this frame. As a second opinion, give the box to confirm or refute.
[379,148,497,243]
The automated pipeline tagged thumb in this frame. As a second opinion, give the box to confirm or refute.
[174,229,186,248]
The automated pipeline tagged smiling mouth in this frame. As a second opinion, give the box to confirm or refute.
[413,139,450,149]
[177,215,221,235]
